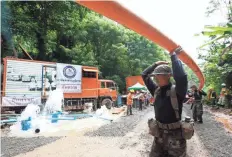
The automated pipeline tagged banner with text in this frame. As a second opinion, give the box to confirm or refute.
[2,97,41,106]
[56,63,82,93]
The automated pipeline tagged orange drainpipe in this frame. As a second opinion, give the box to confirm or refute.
[76,1,205,89]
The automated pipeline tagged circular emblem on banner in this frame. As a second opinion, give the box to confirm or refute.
[63,66,76,79]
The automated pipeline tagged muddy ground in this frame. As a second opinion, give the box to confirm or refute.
[1,105,232,157]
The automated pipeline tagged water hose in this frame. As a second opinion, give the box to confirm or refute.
[76,1,205,89]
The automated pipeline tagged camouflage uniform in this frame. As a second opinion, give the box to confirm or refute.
[150,130,186,157]
[191,89,206,122]
[192,101,203,122]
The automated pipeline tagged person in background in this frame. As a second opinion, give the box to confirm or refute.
[208,88,217,107]
[145,92,150,106]
[218,83,228,107]
[133,90,140,108]
[190,85,207,123]
[138,91,145,110]
[127,90,134,115]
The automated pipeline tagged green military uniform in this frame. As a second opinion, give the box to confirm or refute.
[191,89,206,123]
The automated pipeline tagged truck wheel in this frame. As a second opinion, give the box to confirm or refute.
[101,98,112,109]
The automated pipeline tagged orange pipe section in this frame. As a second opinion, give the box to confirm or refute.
[76,1,205,89]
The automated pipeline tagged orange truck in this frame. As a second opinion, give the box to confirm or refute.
[1,57,118,113]
[125,76,145,90]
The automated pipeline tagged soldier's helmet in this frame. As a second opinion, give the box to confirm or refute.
[150,64,172,76]
[190,85,197,89]
[221,83,226,87]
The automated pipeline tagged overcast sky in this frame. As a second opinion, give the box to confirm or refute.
[118,0,228,63]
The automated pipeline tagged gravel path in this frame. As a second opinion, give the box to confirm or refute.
[183,104,232,157]
[11,107,154,157]
[1,136,61,157]
[85,106,153,137]
[2,105,232,157]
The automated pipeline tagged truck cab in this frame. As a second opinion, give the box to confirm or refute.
[98,79,118,109]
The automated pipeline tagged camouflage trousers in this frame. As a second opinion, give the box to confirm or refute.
[192,101,203,122]
[149,129,186,157]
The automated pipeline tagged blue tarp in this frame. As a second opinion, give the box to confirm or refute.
[117,95,122,106]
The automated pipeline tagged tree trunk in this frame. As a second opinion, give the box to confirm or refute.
[36,32,46,61]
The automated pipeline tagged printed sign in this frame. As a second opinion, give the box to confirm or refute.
[56,63,82,93]
[2,97,41,107]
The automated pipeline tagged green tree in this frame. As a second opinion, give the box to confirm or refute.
[196,0,232,106]
[1,1,168,93]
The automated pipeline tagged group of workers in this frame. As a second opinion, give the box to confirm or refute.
[208,83,230,108]
[126,90,152,115]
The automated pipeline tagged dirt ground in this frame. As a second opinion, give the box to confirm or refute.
[2,105,232,157]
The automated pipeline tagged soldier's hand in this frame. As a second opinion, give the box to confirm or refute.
[170,46,182,55]
[155,61,169,66]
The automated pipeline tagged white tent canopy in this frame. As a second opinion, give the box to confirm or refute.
[128,82,146,90]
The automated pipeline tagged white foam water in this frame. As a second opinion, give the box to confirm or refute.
[10,103,41,136]
[95,105,113,120]
[9,90,64,136]
[83,102,93,114]
[8,90,121,137]
[18,103,40,121]
[43,89,64,114]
